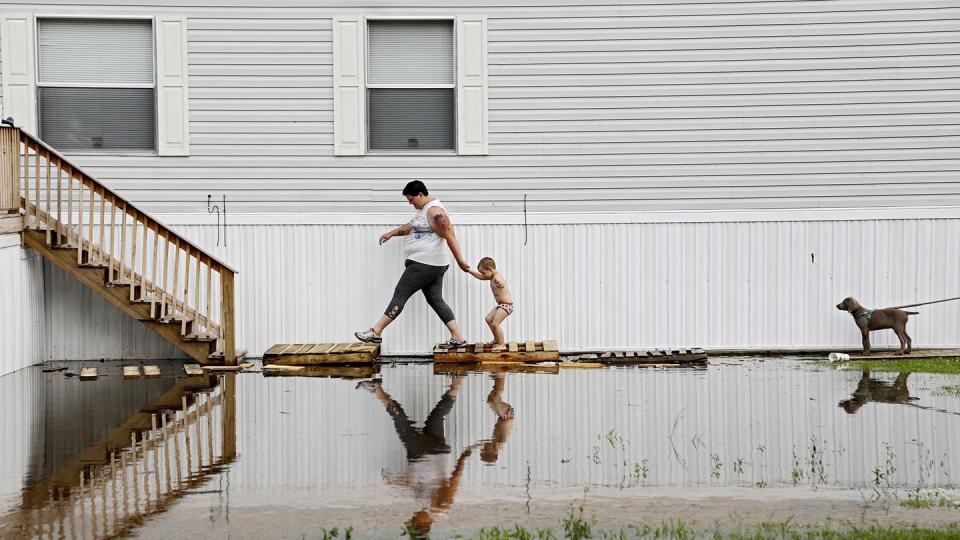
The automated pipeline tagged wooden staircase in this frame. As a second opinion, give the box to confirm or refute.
[1,126,236,364]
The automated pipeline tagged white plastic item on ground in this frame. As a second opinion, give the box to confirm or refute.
[828,352,851,362]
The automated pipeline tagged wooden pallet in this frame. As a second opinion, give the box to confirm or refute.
[433,340,559,363]
[263,342,380,366]
[263,365,381,379]
[575,348,708,365]
[434,361,560,375]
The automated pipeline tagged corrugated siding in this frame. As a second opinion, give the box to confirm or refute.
[40,218,960,359]
[43,260,187,361]
[0,239,45,375]
[1,0,959,213]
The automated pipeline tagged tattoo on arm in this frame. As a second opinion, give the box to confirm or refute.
[432,211,451,234]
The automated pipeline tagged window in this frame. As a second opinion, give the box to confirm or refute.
[36,18,156,151]
[332,16,487,156]
[366,20,454,151]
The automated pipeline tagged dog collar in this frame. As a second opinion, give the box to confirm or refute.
[852,308,874,322]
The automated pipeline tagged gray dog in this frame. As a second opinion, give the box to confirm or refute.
[836,297,918,355]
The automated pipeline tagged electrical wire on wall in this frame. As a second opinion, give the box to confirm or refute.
[207,195,227,247]
[523,194,528,246]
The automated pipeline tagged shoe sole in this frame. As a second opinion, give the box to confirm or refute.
[355,332,383,344]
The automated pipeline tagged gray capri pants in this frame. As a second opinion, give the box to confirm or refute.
[385,259,456,324]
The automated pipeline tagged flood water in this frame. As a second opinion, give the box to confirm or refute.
[2,357,960,538]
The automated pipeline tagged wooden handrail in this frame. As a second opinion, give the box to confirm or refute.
[5,125,237,364]
[9,126,236,273]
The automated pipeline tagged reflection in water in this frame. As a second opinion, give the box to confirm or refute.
[0,363,237,538]
[839,372,916,414]
[362,373,518,536]
[4,358,960,537]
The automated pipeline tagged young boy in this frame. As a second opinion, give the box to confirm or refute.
[467,257,513,347]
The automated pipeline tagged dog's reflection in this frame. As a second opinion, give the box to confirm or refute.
[839,371,917,414]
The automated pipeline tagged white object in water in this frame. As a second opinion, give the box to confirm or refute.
[828,352,850,362]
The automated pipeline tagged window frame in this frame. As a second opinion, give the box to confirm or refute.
[364,15,458,155]
[33,14,159,156]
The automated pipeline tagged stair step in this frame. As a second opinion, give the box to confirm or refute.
[182,333,217,343]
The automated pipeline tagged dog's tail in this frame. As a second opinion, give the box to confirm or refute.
[906,311,919,316]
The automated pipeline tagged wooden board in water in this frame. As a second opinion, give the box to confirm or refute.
[433,340,559,364]
[434,362,559,375]
[263,343,379,365]
[263,365,381,379]
[595,349,708,365]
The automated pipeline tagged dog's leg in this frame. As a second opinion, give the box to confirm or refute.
[905,329,912,354]
[861,328,871,355]
[895,328,907,355]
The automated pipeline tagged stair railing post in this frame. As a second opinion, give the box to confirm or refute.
[219,269,236,365]
[0,126,20,214]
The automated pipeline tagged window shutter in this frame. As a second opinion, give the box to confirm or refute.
[456,16,488,155]
[155,16,190,156]
[0,15,37,132]
[333,16,365,156]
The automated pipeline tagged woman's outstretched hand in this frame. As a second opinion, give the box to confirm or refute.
[379,232,392,245]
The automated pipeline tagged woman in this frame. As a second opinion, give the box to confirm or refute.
[355,180,469,349]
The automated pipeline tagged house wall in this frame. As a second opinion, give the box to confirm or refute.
[36,210,960,358]
[2,1,959,359]
[0,233,45,374]
[0,0,958,214]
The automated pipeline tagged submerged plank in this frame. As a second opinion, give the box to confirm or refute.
[263,365,380,379]
[183,364,204,376]
[79,367,98,381]
[122,366,141,380]
[143,365,161,378]
[560,362,604,369]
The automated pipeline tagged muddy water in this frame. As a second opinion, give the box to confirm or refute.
[2,357,960,538]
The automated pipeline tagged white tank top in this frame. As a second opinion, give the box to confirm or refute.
[403,199,449,266]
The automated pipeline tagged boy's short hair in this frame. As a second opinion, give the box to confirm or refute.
[402,180,429,197]
[478,257,496,271]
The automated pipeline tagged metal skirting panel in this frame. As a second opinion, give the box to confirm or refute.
[38,217,960,360]
[0,239,45,375]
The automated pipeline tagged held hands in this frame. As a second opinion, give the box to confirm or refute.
[458,259,471,272]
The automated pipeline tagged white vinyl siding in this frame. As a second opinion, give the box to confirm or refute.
[36,18,156,151]
[0,1,957,213]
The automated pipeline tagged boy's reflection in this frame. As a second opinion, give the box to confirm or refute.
[838,371,915,414]
[358,373,515,537]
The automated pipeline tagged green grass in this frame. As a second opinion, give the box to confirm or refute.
[471,520,960,540]
[837,357,960,375]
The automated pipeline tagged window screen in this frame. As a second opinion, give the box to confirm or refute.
[37,18,155,151]
[367,20,455,151]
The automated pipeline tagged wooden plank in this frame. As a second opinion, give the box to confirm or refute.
[122,366,141,380]
[524,341,536,353]
[264,344,287,356]
[508,342,519,353]
[143,365,161,378]
[79,368,98,381]
[435,362,559,376]
[183,364,204,376]
[474,341,485,354]
[560,362,604,369]
[202,362,253,372]
[262,364,304,372]
[543,340,559,352]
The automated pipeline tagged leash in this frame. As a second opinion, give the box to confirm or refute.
[886,296,960,310]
